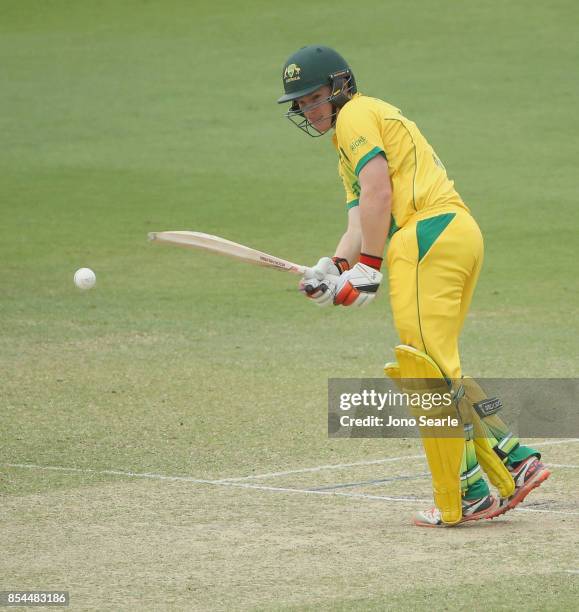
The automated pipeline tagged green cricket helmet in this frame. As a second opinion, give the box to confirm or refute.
[277,45,357,136]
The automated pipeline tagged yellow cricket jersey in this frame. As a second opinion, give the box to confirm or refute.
[332,94,468,234]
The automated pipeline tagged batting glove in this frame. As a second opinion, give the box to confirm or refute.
[334,254,383,307]
[299,256,349,307]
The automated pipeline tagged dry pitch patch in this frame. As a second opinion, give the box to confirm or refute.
[2,440,578,611]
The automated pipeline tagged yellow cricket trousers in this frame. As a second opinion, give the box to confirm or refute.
[386,210,516,519]
[387,206,484,379]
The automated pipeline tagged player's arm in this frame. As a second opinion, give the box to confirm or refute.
[358,154,392,259]
[302,106,391,307]
[332,155,391,307]
[334,205,361,264]
[334,152,391,265]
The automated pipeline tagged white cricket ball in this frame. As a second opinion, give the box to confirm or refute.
[74,267,96,290]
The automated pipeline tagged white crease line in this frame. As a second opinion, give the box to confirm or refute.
[545,464,579,469]
[516,508,579,516]
[216,438,579,483]
[4,464,215,484]
[535,439,579,447]
[7,437,576,487]
[564,569,579,574]
[4,463,578,515]
[213,454,425,482]
[3,463,426,505]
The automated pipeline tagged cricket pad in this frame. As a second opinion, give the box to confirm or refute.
[385,345,464,525]
[461,377,515,498]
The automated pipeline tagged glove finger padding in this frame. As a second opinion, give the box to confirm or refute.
[334,263,382,307]
[335,281,359,306]
[302,266,321,282]
[309,257,340,280]
[299,275,339,306]
[300,256,344,307]
[335,282,376,307]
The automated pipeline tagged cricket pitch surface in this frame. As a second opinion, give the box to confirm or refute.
[2,439,578,611]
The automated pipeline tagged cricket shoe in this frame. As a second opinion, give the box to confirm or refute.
[413,494,499,527]
[488,456,551,519]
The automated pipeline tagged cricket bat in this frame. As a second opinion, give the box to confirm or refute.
[148,231,306,275]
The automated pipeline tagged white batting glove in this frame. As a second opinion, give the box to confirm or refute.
[299,256,348,307]
[334,256,383,307]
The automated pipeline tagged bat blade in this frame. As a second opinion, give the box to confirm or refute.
[148,231,306,275]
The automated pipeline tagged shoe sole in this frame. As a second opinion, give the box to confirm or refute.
[489,468,551,519]
[413,498,500,528]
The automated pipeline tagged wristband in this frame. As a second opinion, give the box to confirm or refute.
[359,253,383,270]
[331,257,350,274]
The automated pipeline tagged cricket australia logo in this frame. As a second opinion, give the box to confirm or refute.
[284,63,302,83]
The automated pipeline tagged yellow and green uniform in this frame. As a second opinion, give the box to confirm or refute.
[334,94,537,515]
[333,93,476,379]
[333,93,468,234]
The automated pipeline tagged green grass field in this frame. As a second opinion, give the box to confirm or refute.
[1,1,578,610]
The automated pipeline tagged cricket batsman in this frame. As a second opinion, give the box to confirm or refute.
[277,45,551,527]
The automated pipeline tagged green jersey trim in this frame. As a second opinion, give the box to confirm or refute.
[346,198,359,210]
[416,212,456,262]
[354,147,385,177]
